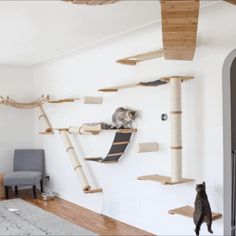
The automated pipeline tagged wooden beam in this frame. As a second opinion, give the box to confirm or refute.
[169,205,222,221]
[224,0,236,5]
[160,0,200,60]
[64,0,119,5]
[117,49,164,66]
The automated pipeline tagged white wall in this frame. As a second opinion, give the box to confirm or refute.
[0,65,35,174]
[31,2,236,235]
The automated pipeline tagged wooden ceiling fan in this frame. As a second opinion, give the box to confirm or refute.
[65,0,236,61]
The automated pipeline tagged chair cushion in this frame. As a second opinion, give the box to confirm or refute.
[4,171,42,186]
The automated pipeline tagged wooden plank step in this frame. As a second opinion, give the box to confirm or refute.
[168,205,222,221]
[137,174,194,185]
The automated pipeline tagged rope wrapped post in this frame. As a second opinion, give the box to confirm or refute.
[37,105,53,133]
[170,77,182,182]
[59,129,91,192]
[83,96,103,104]
[137,142,159,153]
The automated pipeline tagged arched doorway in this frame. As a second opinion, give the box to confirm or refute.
[223,49,236,235]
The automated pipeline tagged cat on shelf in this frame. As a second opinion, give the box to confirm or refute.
[112,107,137,129]
[193,181,213,236]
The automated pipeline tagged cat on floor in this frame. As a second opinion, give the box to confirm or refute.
[193,181,213,236]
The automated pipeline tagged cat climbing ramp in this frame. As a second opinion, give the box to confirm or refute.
[169,205,222,221]
[85,128,136,163]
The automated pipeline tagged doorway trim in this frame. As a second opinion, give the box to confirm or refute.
[223,49,236,235]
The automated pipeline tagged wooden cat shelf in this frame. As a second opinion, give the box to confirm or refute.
[137,174,194,185]
[48,98,80,104]
[169,205,222,221]
[48,96,103,104]
[98,76,193,92]
[117,49,164,66]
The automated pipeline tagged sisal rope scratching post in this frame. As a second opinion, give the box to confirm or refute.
[170,77,182,182]
[59,130,91,192]
[37,105,53,133]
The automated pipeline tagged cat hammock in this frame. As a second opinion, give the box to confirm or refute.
[56,124,137,164]
[85,129,136,163]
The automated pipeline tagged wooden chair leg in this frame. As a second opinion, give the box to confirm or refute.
[40,180,43,193]
[15,186,18,197]
[33,185,37,199]
[5,186,9,199]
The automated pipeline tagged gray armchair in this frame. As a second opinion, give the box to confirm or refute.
[4,149,45,199]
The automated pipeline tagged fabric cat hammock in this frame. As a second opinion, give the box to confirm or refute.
[68,124,136,163]
[85,129,136,163]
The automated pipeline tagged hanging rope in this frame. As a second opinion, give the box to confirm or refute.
[0,95,49,109]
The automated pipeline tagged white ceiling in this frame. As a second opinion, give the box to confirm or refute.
[0,0,218,66]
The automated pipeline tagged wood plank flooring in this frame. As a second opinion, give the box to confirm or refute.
[3,189,153,236]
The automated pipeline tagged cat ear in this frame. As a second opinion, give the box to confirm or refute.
[202,181,206,188]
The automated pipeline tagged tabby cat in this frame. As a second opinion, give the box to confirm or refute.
[112,107,137,129]
[193,182,213,236]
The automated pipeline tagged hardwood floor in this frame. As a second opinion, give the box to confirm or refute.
[4,189,153,236]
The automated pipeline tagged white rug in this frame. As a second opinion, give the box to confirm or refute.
[0,198,97,235]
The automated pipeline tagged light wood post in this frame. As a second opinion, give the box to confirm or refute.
[59,130,91,192]
[170,77,182,182]
[37,105,53,133]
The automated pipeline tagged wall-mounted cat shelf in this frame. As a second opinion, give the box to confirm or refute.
[169,205,222,221]
[137,174,194,185]
[48,98,80,103]
[98,78,168,92]
[98,76,193,93]
[48,96,103,104]
[117,49,164,66]
[52,124,137,135]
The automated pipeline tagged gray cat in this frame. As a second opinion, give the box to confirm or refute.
[193,182,213,236]
[112,107,137,129]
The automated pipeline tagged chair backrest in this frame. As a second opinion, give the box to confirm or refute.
[14,149,45,173]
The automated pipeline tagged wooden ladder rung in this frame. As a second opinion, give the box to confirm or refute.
[112,141,129,145]
[107,152,123,157]
[85,157,102,161]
